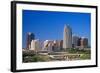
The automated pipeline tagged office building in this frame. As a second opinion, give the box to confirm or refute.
[30,39,41,51]
[81,37,88,48]
[72,36,79,48]
[63,25,72,50]
[26,32,35,49]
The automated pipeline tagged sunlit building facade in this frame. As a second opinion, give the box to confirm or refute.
[63,25,72,50]
[30,39,41,51]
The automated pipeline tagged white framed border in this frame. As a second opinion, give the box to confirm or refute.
[11,1,97,71]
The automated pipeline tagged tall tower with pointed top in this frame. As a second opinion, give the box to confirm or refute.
[63,25,72,50]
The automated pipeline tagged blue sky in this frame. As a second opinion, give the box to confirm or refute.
[22,10,91,48]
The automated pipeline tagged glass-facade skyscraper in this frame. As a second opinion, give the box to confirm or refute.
[63,25,72,50]
[26,32,35,49]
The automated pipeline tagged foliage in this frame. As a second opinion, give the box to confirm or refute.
[80,54,91,60]
[23,55,50,62]
[31,55,50,62]
[68,48,91,54]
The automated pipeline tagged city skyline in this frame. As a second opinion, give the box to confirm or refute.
[22,10,91,48]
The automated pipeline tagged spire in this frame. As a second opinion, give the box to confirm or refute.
[28,32,31,35]
[65,24,67,27]
[64,24,70,32]
[64,24,70,29]
[64,24,67,29]
[64,24,67,32]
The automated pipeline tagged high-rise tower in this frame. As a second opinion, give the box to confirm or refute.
[63,25,72,50]
[26,32,35,49]
[80,37,88,48]
[30,39,41,51]
[72,36,79,48]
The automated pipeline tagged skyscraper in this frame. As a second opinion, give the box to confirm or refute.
[26,32,35,49]
[77,37,81,46]
[60,40,63,49]
[80,37,88,48]
[72,36,79,48]
[30,39,41,51]
[63,25,72,50]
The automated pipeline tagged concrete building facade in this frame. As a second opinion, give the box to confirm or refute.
[30,39,41,51]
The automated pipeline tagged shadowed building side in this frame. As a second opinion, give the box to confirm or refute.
[80,37,88,49]
[72,36,79,48]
